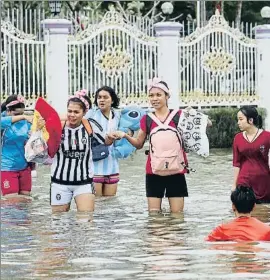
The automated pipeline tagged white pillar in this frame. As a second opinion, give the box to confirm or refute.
[154,22,182,109]
[41,19,71,115]
[254,24,270,130]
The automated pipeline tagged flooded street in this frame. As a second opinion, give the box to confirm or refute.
[1,149,270,279]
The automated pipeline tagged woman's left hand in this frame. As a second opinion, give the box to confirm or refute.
[37,118,45,130]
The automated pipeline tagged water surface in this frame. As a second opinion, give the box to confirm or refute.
[1,149,270,279]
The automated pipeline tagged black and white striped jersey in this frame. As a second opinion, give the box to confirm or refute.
[51,123,93,185]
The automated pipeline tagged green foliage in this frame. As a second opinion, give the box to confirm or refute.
[205,107,266,148]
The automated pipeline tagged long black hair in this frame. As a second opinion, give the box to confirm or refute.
[94,86,120,109]
[239,106,263,129]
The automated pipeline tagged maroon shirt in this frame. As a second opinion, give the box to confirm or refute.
[233,131,270,201]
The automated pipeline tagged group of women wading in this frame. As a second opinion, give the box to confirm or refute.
[1,78,270,241]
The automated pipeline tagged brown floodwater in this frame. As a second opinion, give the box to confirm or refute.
[1,149,270,279]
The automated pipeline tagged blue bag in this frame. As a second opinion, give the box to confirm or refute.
[91,137,109,162]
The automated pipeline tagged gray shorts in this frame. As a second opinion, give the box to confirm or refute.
[50,182,95,206]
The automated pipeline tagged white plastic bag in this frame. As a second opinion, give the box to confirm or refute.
[177,108,210,157]
[25,130,49,163]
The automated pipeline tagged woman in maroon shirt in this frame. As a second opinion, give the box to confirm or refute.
[233,106,270,203]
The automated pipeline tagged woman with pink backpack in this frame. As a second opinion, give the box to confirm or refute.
[113,78,189,213]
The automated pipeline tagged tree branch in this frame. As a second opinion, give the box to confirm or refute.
[114,1,129,21]
[143,0,161,19]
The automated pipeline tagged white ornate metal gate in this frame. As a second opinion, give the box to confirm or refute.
[178,10,258,107]
[1,21,46,108]
[68,7,158,107]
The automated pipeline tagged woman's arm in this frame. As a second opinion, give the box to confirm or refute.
[1,115,32,129]
[232,167,240,191]
[105,134,114,146]
[122,129,147,150]
[232,136,241,191]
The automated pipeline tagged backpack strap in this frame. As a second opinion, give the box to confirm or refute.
[147,112,165,126]
[164,109,179,126]
[82,118,93,135]
[146,109,180,135]
[61,119,93,135]
[146,114,152,136]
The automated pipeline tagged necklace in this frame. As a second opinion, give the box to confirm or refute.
[155,110,170,123]
[245,128,259,143]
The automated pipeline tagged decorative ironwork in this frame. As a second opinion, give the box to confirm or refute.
[180,90,259,105]
[94,45,133,77]
[70,6,157,43]
[182,9,256,45]
[1,52,7,70]
[202,47,236,77]
[1,21,36,40]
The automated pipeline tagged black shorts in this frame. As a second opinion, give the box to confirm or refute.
[146,173,188,198]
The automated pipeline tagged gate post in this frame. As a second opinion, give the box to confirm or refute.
[154,22,182,109]
[41,19,71,114]
[254,9,270,130]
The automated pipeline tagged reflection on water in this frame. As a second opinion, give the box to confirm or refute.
[1,149,270,279]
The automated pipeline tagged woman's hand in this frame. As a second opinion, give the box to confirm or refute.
[24,115,33,123]
[36,118,45,130]
[111,131,126,140]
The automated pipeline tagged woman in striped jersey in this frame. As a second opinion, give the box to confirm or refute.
[50,91,114,213]
[85,86,121,197]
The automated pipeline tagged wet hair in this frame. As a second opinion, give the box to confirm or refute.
[239,106,263,129]
[94,86,120,109]
[3,95,25,112]
[231,185,256,214]
[67,95,92,112]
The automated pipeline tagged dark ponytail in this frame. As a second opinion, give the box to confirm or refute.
[257,115,263,129]
[239,106,263,129]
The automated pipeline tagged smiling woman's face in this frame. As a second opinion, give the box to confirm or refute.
[148,87,168,109]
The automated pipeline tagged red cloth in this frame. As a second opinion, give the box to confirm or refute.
[206,216,270,242]
[34,98,62,158]
[140,110,188,175]
[233,131,270,201]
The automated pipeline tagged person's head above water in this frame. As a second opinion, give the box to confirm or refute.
[2,94,25,116]
[67,89,92,128]
[147,77,170,110]
[231,185,256,215]
[237,106,263,131]
[94,86,120,111]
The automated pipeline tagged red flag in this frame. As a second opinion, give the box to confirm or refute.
[32,98,62,158]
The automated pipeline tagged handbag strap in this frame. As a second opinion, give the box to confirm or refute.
[107,110,113,133]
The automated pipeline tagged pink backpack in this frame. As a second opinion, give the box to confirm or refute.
[147,109,185,176]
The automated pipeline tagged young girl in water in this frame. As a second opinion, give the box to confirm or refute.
[114,78,189,213]
[1,95,44,197]
[50,91,114,213]
[85,86,121,197]
[233,106,270,203]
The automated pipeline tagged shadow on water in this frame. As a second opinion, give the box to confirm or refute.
[1,149,270,279]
